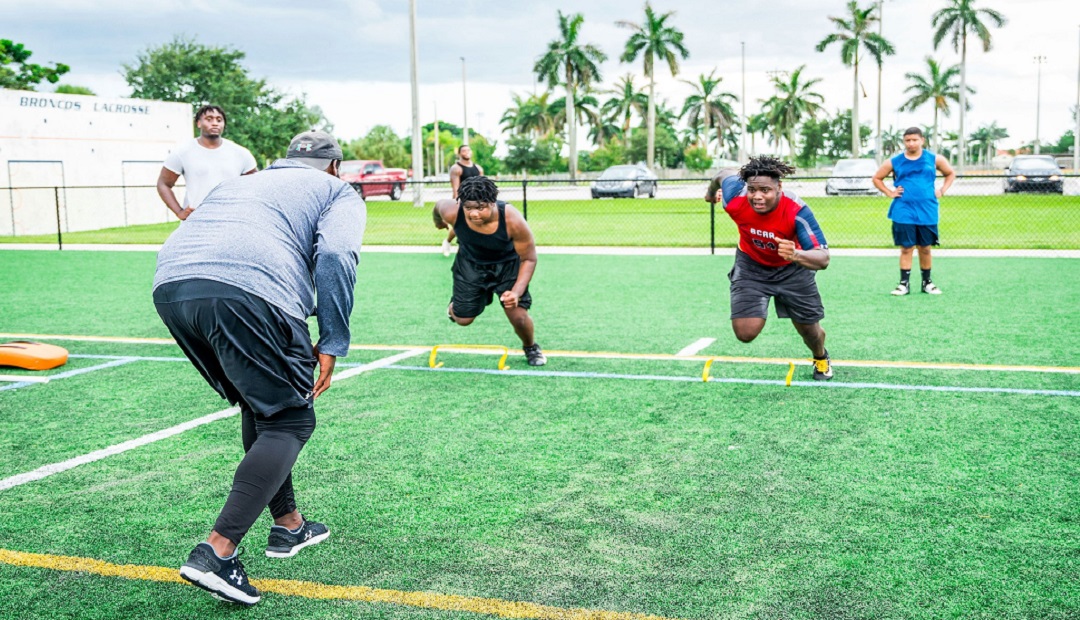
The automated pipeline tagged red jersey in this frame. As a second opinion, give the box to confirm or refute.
[721,178,827,268]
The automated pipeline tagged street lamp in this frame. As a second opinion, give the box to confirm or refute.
[461,57,469,146]
[408,0,423,206]
[1034,55,1046,155]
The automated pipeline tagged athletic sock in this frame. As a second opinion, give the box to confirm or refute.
[900,269,911,285]
[209,545,237,561]
[921,269,931,284]
[287,521,305,535]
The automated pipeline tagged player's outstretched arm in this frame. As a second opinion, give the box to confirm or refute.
[501,204,537,308]
[433,199,457,230]
[705,168,739,203]
[872,161,899,198]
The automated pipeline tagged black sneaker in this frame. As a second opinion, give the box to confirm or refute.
[266,518,330,558]
[179,543,261,606]
[524,343,547,367]
[812,351,833,381]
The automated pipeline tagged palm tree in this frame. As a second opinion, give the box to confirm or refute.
[680,70,739,159]
[746,112,770,156]
[969,121,1007,166]
[601,74,649,149]
[617,2,690,169]
[881,126,904,155]
[761,65,826,157]
[500,92,557,138]
[550,93,602,141]
[815,0,895,158]
[898,56,971,151]
[931,0,1007,169]
[534,11,607,178]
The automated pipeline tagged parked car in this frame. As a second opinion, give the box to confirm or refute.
[1003,156,1064,194]
[590,165,658,199]
[825,159,879,196]
[339,160,409,200]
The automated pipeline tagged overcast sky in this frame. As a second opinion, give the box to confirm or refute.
[6,0,1080,153]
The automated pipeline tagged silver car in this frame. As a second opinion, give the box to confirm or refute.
[825,159,879,196]
[591,165,658,199]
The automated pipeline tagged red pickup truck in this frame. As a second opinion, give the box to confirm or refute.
[339,160,409,200]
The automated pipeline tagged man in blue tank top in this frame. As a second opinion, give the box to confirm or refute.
[872,127,955,295]
[432,176,546,366]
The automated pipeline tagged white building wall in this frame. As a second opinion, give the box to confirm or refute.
[0,89,192,236]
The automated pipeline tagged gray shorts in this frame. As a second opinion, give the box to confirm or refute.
[728,251,825,323]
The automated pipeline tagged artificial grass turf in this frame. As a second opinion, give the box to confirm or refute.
[3,194,1078,248]
[1,250,1078,369]
[0,367,1077,619]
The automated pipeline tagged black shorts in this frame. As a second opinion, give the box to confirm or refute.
[153,279,316,416]
[728,251,825,323]
[451,256,531,319]
[892,222,939,247]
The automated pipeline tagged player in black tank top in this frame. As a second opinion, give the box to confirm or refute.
[432,176,546,366]
[441,145,486,256]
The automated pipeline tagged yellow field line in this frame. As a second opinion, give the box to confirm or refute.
[0,548,677,620]
[3,332,1078,375]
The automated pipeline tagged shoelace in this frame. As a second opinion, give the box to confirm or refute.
[814,358,830,372]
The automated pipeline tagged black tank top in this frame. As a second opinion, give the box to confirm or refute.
[458,162,481,180]
[453,201,516,265]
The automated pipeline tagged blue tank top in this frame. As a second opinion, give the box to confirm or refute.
[887,149,939,225]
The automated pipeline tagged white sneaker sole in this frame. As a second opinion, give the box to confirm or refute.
[179,565,261,605]
[265,530,330,558]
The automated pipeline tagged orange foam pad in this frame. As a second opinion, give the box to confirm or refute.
[0,341,69,371]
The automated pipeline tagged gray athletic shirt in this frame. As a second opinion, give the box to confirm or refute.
[153,159,366,357]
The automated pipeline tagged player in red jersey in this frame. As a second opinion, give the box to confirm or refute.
[706,157,833,380]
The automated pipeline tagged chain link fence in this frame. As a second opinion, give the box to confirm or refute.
[2,176,1078,250]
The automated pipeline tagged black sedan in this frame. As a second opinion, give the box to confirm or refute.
[591,165,658,199]
[1003,156,1065,194]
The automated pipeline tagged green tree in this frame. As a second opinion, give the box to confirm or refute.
[500,91,557,138]
[798,117,830,166]
[601,74,649,150]
[617,2,690,169]
[534,11,607,179]
[586,139,628,170]
[680,70,739,159]
[0,39,69,90]
[344,125,410,169]
[54,84,95,96]
[824,109,873,159]
[746,112,771,156]
[760,66,825,157]
[628,125,680,168]
[898,56,970,151]
[683,145,712,172]
[122,36,329,166]
[504,135,558,174]
[815,1,895,157]
[881,126,904,155]
[931,0,1007,168]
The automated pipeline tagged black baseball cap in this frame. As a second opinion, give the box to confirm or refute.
[286,130,343,169]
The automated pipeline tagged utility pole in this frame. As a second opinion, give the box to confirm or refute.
[1034,55,1046,155]
[876,0,885,163]
[434,102,440,174]
[740,41,747,161]
[408,0,423,206]
[461,57,469,146]
[1074,26,1079,172]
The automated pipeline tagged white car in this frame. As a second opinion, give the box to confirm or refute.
[825,159,879,196]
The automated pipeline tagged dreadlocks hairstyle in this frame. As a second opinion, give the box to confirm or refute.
[738,156,796,183]
[458,175,499,204]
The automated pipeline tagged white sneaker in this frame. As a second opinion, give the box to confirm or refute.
[441,239,452,257]
[922,281,942,295]
[891,282,910,296]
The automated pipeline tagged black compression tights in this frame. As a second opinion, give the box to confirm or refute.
[213,403,316,545]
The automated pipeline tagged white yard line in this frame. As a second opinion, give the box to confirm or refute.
[0,374,49,383]
[0,358,139,392]
[0,349,426,493]
[676,338,716,357]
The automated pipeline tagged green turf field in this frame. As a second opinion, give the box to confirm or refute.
[0,249,1078,619]
[3,194,1079,249]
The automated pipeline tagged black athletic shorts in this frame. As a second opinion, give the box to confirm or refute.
[892,222,939,247]
[728,251,825,323]
[153,279,316,416]
[451,256,531,319]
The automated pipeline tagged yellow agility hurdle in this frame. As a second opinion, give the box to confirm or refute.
[702,357,798,386]
[429,345,510,371]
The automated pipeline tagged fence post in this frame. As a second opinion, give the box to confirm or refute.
[521,179,528,220]
[54,186,63,250]
[709,199,715,255]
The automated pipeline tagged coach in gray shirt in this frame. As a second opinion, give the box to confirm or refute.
[154,130,365,606]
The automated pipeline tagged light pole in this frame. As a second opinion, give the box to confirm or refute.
[461,57,469,146]
[434,102,440,174]
[1034,55,1046,155]
[408,0,423,206]
[1074,26,1079,172]
[875,0,886,163]
[740,41,747,162]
